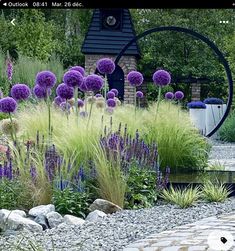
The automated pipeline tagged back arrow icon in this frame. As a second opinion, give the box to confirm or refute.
[11,19,15,26]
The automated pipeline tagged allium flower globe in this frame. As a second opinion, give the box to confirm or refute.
[33,85,51,99]
[114,97,121,106]
[69,66,85,76]
[175,91,184,100]
[105,107,114,114]
[77,99,84,108]
[165,92,174,100]
[68,98,75,106]
[1,118,19,135]
[136,91,144,98]
[127,71,143,86]
[0,97,17,113]
[110,88,118,96]
[56,83,74,100]
[96,99,105,109]
[79,79,89,92]
[63,70,83,88]
[11,84,31,101]
[95,93,103,98]
[107,98,116,108]
[107,91,115,99]
[80,111,88,118]
[54,96,65,107]
[35,71,57,89]
[85,74,104,92]
[153,70,171,86]
[86,96,96,104]
[97,58,115,75]
[60,102,71,112]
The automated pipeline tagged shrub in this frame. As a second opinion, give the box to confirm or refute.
[160,185,201,208]
[202,180,231,202]
[219,110,235,142]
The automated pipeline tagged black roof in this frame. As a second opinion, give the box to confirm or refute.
[81,9,140,58]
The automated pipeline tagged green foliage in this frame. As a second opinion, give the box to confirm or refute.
[160,185,201,208]
[0,179,33,210]
[205,161,225,171]
[125,166,158,209]
[202,180,231,202]
[52,187,92,218]
[219,110,235,142]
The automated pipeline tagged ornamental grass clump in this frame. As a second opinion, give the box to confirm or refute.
[202,180,231,202]
[160,185,201,208]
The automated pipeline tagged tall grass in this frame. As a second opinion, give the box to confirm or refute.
[93,142,126,207]
[219,109,235,142]
[16,101,210,171]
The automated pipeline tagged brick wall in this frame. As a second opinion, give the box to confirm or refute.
[85,54,138,104]
[191,83,201,101]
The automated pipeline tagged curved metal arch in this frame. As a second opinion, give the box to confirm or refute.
[115,26,233,137]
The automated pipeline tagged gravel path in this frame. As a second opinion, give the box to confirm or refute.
[1,199,235,251]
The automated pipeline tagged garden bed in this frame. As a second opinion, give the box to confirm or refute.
[0,198,235,251]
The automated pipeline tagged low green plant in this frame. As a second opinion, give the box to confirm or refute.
[202,180,231,202]
[219,110,235,142]
[160,185,201,208]
[125,166,158,209]
[205,160,225,171]
[0,179,33,210]
[52,186,92,219]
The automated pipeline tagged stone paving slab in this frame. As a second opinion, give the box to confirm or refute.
[123,212,235,251]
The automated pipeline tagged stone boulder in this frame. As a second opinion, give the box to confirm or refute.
[64,215,85,225]
[0,209,42,232]
[28,204,55,217]
[86,210,107,222]
[46,211,64,228]
[11,210,26,218]
[89,199,122,214]
[33,215,49,230]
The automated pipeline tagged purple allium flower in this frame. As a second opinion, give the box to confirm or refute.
[110,88,118,96]
[11,84,31,101]
[56,83,74,100]
[136,91,144,98]
[79,78,89,92]
[165,92,174,100]
[60,102,71,112]
[95,93,103,98]
[107,91,115,99]
[127,71,144,86]
[97,58,115,75]
[80,111,88,118]
[35,71,57,89]
[85,74,104,92]
[203,97,224,104]
[54,96,65,107]
[6,59,13,81]
[187,101,206,109]
[175,91,184,100]
[77,99,84,108]
[63,70,83,88]
[0,97,17,113]
[33,85,51,99]
[107,98,116,108]
[69,66,85,76]
[153,70,171,86]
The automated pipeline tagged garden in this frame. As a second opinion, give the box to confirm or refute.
[0,8,235,251]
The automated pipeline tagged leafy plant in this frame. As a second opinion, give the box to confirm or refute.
[219,110,235,142]
[160,185,201,208]
[202,180,231,202]
[52,186,92,218]
[125,166,158,209]
[205,160,225,171]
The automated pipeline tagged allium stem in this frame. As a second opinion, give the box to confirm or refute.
[65,99,69,122]
[87,94,94,127]
[9,113,16,143]
[155,86,162,120]
[84,92,87,113]
[46,89,52,143]
[134,86,137,119]
[104,75,107,101]
[74,86,79,125]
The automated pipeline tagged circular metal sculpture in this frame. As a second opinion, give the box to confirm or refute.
[115,26,233,137]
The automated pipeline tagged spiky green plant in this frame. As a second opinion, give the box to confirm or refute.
[160,185,201,208]
[202,180,231,202]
